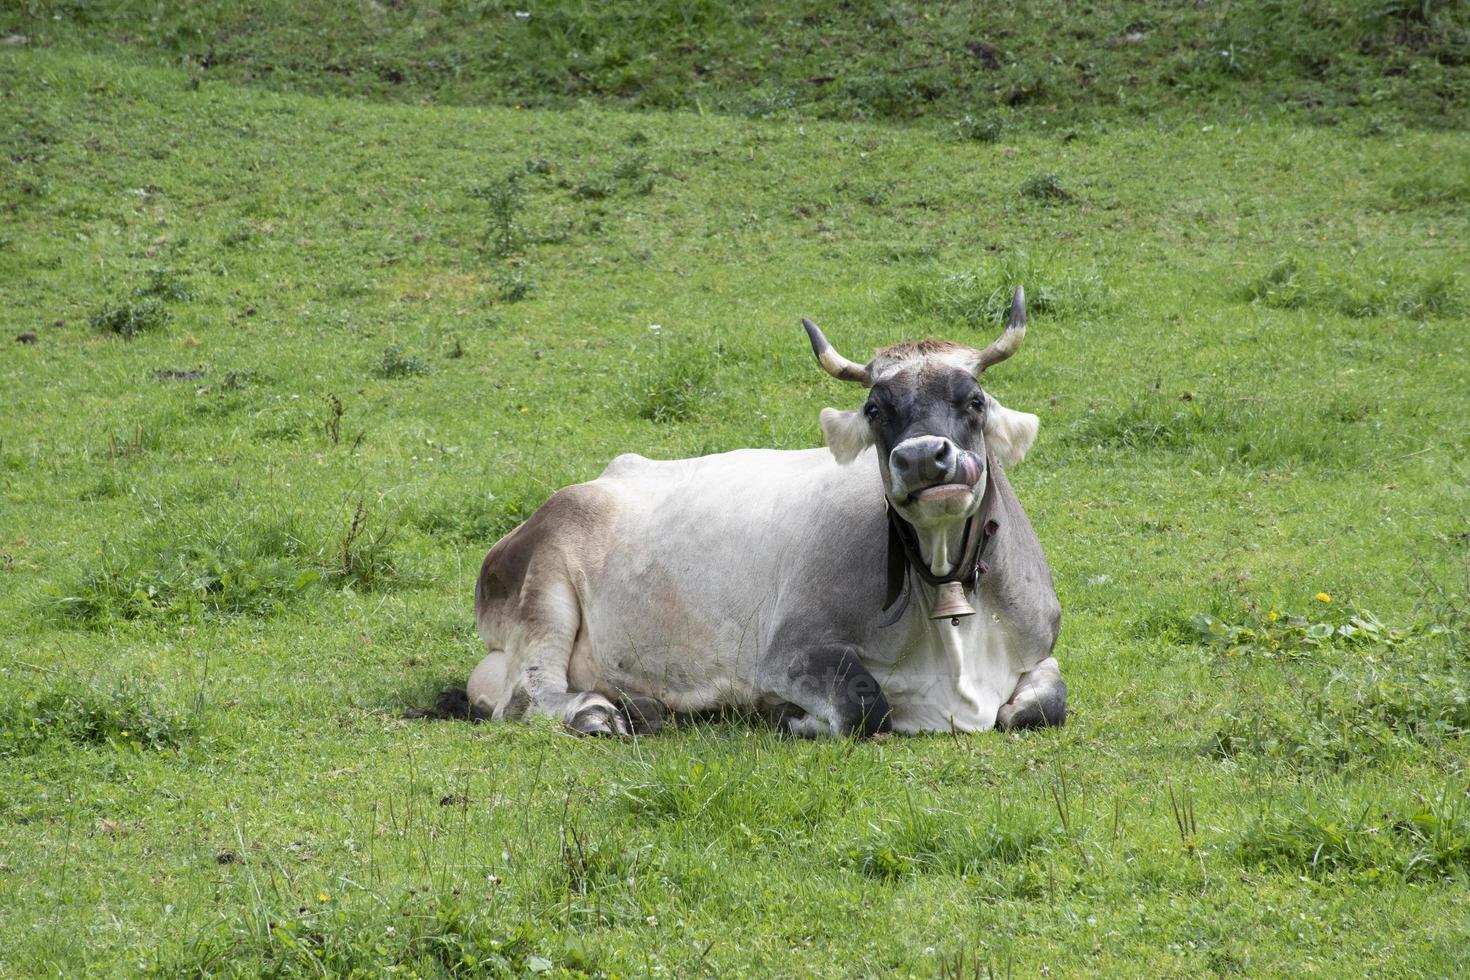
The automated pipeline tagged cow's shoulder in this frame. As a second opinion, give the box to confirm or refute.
[599,452,652,479]
[983,464,1061,653]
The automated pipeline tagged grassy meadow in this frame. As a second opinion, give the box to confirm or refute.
[3,4,1470,976]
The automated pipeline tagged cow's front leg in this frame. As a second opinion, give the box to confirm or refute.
[760,640,892,738]
[996,656,1067,730]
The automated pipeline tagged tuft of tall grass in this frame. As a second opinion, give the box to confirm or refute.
[1238,255,1464,319]
[843,797,1056,878]
[89,297,172,338]
[375,344,431,379]
[890,252,1109,330]
[159,889,548,977]
[632,335,722,424]
[43,504,405,628]
[1066,388,1383,467]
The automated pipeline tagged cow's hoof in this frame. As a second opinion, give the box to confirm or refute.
[567,701,629,737]
[996,697,1066,731]
[617,695,667,735]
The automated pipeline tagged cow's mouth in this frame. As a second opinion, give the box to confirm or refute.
[912,483,975,503]
[902,452,983,506]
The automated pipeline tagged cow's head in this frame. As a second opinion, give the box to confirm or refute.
[804,288,1037,557]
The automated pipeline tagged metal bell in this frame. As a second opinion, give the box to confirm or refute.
[929,581,975,622]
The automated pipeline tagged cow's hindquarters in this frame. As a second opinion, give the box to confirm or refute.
[472,484,630,735]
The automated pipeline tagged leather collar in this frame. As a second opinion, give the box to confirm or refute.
[879,452,1001,628]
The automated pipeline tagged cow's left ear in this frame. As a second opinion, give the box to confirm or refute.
[983,394,1039,466]
[819,408,874,464]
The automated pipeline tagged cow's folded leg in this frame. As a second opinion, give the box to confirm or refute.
[761,643,892,738]
[560,691,629,736]
[996,656,1067,730]
[615,694,668,735]
[510,578,628,736]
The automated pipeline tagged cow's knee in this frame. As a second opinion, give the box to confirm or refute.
[774,647,891,738]
[997,659,1066,731]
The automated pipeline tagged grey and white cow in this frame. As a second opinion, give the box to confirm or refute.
[462,288,1064,736]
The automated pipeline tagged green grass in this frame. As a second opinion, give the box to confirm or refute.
[3,1,1468,131]
[2,21,1469,977]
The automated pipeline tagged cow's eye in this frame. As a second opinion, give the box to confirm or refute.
[863,402,881,422]
[969,395,985,413]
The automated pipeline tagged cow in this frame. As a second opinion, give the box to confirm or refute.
[461,287,1064,737]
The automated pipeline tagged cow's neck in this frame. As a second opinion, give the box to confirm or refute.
[880,462,1000,628]
[911,519,971,577]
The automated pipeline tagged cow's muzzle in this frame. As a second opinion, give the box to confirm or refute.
[889,437,983,505]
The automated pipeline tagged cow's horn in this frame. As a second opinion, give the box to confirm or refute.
[802,318,873,386]
[973,286,1026,374]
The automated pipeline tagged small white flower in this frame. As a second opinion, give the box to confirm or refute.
[648,324,662,334]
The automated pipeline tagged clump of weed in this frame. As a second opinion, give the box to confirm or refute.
[843,70,952,119]
[618,756,741,823]
[953,112,1004,142]
[1066,392,1211,452]
[497,266,534,303]
[733,85,798,119]
[322,392,344,445]
[134,267,192,302]
[89,297,172,339]
[1402,795,1470,880]
[573,180,613,201]
[1239,790,1470,880]
[376,344,430,378]
[1239,800,1399,876]
[1189,606,1414,661]
[470,170,525,258]
[611,153,656,195]
[220,222,254,248]
[333,495,400,591]
[1019,171,1072,203]
[615,743,860,844]
[1211,665,1470,769]
[891,252,1108,329]
[105,421,163,459]
[1203,603,1470,767]
[1068,388,1370,466]
[45,516,319,626]
[43,501,407,628]
[410,489,540,544]
[1,680,197,755]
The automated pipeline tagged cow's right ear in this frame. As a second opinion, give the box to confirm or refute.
[820,408,874,464]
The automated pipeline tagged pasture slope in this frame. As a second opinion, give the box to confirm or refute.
[3,3,1470,976]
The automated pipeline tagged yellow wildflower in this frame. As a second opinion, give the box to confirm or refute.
[318,892,331,903]
[1315,592,1331,603]
[1267,611,1279,622]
